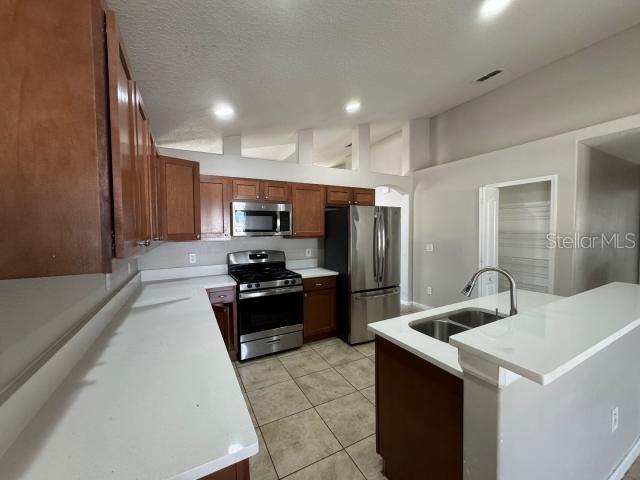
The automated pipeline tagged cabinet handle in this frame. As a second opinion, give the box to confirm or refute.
[315,283,323,287]
[218,295,227,298]
[196,234,201,240]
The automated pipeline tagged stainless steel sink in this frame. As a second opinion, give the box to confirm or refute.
[409,308,508,343]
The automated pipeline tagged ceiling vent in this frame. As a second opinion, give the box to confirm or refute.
[475,69,503,82]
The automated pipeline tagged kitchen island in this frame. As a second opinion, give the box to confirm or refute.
[369,282,640,480]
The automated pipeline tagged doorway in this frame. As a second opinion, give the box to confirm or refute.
[478,176,557,296]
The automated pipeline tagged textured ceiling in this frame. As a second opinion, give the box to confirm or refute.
[106,0,640,159]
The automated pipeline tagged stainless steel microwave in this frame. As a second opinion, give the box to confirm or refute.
[231,202,292,236]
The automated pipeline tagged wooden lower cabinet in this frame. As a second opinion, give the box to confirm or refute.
[209,287,238,358]
[375,336,462,480]
[199,459,249,480]
[303,277,337,342]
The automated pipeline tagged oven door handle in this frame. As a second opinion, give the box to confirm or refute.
[239,285,303,300]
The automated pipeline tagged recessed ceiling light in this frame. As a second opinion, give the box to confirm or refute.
[345,100,361,114]
[214,103,235,120]
[479,0,512,19]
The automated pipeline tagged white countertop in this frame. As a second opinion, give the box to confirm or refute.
[368,290,562,378]
[0,274,257,480]
[450,282,640,385]
[291,268,339,278]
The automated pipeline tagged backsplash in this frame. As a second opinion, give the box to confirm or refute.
[138,237,324,270]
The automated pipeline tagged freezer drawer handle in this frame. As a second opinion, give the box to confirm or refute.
[354,290,399,299]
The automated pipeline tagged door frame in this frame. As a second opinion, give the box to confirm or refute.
[478,175,558,296]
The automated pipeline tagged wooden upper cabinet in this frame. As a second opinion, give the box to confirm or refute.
[291,184,325,237]
[1,0,112,279]
[232,178,261,201]
[107,10,148,257]
[159,157,201,241]
[326,186,353,206]
[353,188,376,206]
[262,181,290,202]
[200,176,231,239]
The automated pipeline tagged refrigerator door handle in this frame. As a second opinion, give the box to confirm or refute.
[380,210,386,283]
[373,211,379,282]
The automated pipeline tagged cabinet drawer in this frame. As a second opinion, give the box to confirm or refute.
[208,288,236,304]
[303,276,337,291]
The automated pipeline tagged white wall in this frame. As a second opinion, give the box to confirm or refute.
[412,132,577,308]
[158,147,412,193]
[139,237,322,271]
[429,24,640,165]
[464,326,640,480]
[370,131,403,176]
[0,258,138,396]
[573,145,640,293]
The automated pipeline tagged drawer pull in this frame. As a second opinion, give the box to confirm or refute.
[315,283,324,287]
[218,295,226,298]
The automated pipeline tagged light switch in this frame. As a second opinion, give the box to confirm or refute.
[426,243,434,253]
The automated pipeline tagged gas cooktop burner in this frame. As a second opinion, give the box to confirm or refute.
[227,250,303,291]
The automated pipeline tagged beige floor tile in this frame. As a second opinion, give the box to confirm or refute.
[627,456,640,479]
[247,380,312,426]
[308,337,342,350]
[316,341,366,366]
[284,451,365,480]
[354,342,375,357]
[335,358,375,390]
[243,392,258,427]
[278,344,313,359]
[360,386,376,405]
[346,435,387,480]
[261,409,342,478]
[279,350,331,378]
[250,428,278,480]
[316,392,376,447]
[295,368,356,406]
[238,358,292,392]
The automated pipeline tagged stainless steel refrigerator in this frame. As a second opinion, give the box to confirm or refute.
[325,205,401,344]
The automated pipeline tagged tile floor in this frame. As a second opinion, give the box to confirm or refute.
[237,334,640,480]
[625,456,640,480]
[235,337,387,480]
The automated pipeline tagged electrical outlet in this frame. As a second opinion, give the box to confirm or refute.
[426,243,434,253]
[612,407,619,432]
[305,248,312,257]
[427,286,433,295]
[189,253,197,265]
[105,273,111,292]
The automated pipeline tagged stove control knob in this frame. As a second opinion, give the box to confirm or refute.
[284,280,290,285]
[255,283,261,288]
[247,284,253,289]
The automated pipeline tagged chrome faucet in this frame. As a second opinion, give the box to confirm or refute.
[461,267,518,316]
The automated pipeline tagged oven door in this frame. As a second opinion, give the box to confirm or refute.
[238,286,303,342]
[232,202,292,236]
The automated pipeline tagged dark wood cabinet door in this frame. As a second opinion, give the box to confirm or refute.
[262,181,290,202]
[326,186,353,206]
[199,459,249,480]
[303,288,336,342]
[376,336,462,480]
[201,176,231,239]
[232,178,261,201]
[0,0,114,279]
[106,10,145,259]
[159,156,201,241]
[291,183,325,237]
[353,188,375,206]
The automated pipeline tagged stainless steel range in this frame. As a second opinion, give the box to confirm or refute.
[228,250,303,360]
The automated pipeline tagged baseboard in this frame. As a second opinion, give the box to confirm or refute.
[609,436,640,480]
